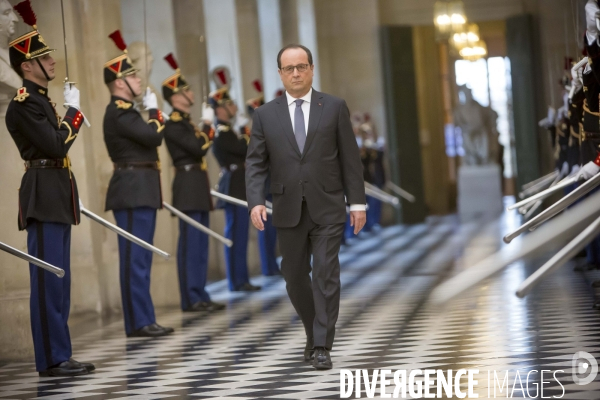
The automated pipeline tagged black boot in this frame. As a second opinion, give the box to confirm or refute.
[313,347,332,370]
[69,358,95,372]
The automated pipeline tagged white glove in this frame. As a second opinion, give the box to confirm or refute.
[560,161,569,178]
[577,160,600,180]
[571,163,581,176]
[201,102,214,123]
[63,82,80,110]
[142,87,158,110]
[586,0,600,41]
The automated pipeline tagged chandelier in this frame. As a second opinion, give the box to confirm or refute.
[434,1,487,61]
[434,0,467,42]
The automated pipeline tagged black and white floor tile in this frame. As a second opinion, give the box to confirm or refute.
[1,210,600,399]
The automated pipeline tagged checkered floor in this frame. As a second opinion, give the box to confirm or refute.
[2,210,600,399]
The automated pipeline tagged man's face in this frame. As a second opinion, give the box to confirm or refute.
[224,100,238,116]
[278,48,314,96]
[0,0,17,37]
[23,53,56,82]
[172,87,194,108]
[125,73,142,96]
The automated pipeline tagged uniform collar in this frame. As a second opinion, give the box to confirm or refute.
[23,79,49,98]
[286,88,312,106]
[111,95,134,105]
[171,108,190,120]
[216,118,231,126]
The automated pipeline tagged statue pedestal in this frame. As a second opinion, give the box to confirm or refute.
[458,165,503,221]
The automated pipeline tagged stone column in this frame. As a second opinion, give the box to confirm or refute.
[257,0,282,102]
[172,0,226,280]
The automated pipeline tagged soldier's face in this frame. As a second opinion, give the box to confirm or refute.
[23,53,55,82]
[125,73,142,96]
[278,48,314,97]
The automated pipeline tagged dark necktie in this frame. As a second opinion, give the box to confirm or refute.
[294,99,306,153]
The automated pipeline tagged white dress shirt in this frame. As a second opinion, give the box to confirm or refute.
[285,89,366,212]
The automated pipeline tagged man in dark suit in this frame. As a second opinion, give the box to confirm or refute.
[246,44,366,370]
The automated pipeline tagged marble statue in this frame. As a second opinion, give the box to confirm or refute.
[0,0,21,117]
[453,85,500,166]
[127,41,163,110]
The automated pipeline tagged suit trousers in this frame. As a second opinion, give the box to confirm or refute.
[177,211,211,310]
[277,201,344,350]
[27,221,72,371]
[113,207,157,334]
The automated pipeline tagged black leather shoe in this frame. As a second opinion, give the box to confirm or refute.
[304,348,315,362]
[233,282,262,291]
[185,301,226,312]
[127,324,172,337]
[154,323,174,334]
[70,358,95,372]
[313,347,332,370]
[39,360,88,377]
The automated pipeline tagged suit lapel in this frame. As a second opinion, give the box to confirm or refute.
[302,89,324,159]
[275,95,301,157]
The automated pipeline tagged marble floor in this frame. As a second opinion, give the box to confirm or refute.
[1,210,600,399]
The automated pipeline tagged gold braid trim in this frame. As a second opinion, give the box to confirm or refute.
[148,119,165,133]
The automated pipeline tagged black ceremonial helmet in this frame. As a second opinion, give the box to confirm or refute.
[161,53,191,105]
[9,0,55,80]
[104,30,138,84]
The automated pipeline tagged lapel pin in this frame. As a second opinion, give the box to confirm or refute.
[318,103,322,106]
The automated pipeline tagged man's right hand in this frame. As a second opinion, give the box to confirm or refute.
[250,205,267,231]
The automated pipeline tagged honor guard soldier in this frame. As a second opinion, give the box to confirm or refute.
[5,0,94,376]
[209,68,261,291]
[574,4,600,268]
[103,31,173,337]
[247,83,280,276]
[161,53,225,312]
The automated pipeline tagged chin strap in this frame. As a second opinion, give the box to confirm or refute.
[122,78,139,98]
[182,92,194,107]
[35,58,51,82]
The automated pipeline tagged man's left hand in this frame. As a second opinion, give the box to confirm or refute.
[350,211,366,235]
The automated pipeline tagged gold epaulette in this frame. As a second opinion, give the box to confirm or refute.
[217,124,231,132]
[170,111,183,122]
[115,100,132,109]
[14,87,29,102]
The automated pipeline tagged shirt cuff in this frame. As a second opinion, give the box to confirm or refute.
[349,204,366,212]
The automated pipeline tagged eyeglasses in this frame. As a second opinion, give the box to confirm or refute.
[280,63,310,74]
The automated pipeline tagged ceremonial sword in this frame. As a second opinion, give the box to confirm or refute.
[0,241,64,277]
[59,0,91,127]
[79,200,170,259]
[162,202,233,247]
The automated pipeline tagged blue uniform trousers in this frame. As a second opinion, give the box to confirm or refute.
[113,207,157,335]
[224,203,250,290]
[258,214,279,275]
[27,221,72,372]
[177,211,211,309]
[365,197,382,232]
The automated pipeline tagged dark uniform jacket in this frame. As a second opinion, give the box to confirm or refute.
[581,39,600,163]
[567,88,584,168]
[164,109,214,212]
[211,119,249,205]
[6,79,84,230]
[103,96,164,211]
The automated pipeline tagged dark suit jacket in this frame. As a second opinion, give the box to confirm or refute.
[246,89,365,228]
